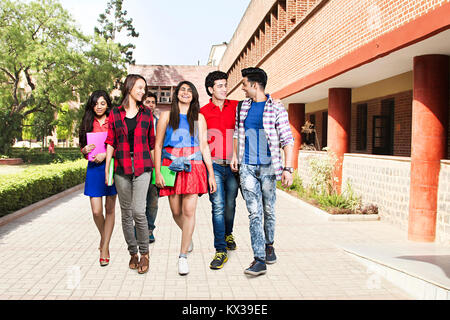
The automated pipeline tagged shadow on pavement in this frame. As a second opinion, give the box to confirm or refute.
[0,191,81,242]
[396,255,450,279]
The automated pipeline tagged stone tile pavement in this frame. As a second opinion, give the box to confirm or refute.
[0,185,413,300]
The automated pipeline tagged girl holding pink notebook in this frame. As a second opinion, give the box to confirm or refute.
[79,90,117,267]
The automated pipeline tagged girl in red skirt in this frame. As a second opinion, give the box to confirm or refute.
[154,81,216,275]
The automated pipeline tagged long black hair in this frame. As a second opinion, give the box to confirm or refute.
[79,90,113,148]
[169,81,200,136]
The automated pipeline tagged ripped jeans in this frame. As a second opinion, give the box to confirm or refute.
[239,163,276,262]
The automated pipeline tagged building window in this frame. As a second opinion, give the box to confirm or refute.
[148,86,174,104]
[372,97,394,155]
[148,86,158,99]
[356,103,367,150]
[159,87,172,103]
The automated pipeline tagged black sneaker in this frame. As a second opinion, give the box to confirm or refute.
[209,251,228,270]
[265,244,277,264]
[225,234,237,250]
[244,259,267,276]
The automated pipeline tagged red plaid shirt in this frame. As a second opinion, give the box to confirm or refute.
[105,105,155,177]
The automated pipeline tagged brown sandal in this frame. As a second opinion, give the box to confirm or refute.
[138,253,149,274]
[129,254,139,270]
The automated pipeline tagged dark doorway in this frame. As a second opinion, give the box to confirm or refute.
[372,98,394,155]
[322,111,328,149]
[356,104,367,151]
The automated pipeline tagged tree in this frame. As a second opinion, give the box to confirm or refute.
[0,0,85,153]
[22,111,36,144]
[31,108,56,148]
[76,35,126,103]
[0,0,126,154]
[56,103,77,147]
[94,0,139,65]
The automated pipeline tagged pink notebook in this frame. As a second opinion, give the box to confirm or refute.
[86,132,108,161]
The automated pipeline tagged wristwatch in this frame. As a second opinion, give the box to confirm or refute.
[283,167,294,174]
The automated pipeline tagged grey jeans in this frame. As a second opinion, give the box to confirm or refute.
[114,171,150,255]
[145,182,159,231]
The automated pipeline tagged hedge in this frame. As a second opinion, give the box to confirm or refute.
[0,159,87,217]
[9,148,84,164]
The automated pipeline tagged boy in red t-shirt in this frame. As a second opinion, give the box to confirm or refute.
[200,71,239,270]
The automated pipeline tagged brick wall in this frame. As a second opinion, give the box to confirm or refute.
[437,161,450,243]
[298,152,450,241]
[349,91,413,157]
[219,0,277,72]
[342,154,411,230]
[297,151,412,228]
[296,150,328,187]
[448,64,450,159]
[393,92,413,157]
[303,91,414,156]
[224,0,450,97]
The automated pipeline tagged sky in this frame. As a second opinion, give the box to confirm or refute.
[58,0,251,66]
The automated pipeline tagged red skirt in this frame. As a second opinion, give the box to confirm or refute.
[159,146,208,197]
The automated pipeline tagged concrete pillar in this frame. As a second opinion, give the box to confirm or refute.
[288,103,305,170]
[328,88,352,193]
[408,54,449,242]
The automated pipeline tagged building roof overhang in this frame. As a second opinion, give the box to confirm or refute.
[276,3,450,105]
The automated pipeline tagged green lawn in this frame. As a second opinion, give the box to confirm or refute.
[0,164,34,177]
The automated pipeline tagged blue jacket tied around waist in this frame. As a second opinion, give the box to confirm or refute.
[162,149,203,173]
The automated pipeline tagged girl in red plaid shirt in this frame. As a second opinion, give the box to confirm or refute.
[105,74,155,274]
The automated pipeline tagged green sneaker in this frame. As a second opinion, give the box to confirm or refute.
[149,230,155,243]
[209,251,228,270]
[225,234,237,251]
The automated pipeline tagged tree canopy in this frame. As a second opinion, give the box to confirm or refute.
[0,0,130,154]
[95,0,139,65]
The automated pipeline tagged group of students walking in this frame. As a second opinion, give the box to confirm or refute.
[79,67,294,277]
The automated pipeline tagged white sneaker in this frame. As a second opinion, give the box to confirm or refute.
[178,257,189,275]
[188,241,193,253]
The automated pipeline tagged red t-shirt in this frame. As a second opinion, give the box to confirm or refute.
[200,99,238,161]
[92,116,109,133]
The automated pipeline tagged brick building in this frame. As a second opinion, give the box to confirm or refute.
[219,0,450,243]
[128,65,217,113]
[207,43,228,67]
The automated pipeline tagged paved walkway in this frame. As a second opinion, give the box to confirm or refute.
[0,185,413,300]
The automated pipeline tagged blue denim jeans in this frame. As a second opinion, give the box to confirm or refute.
[208,163,239,252]
[239,163,276,262]
[145,182,159,231]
